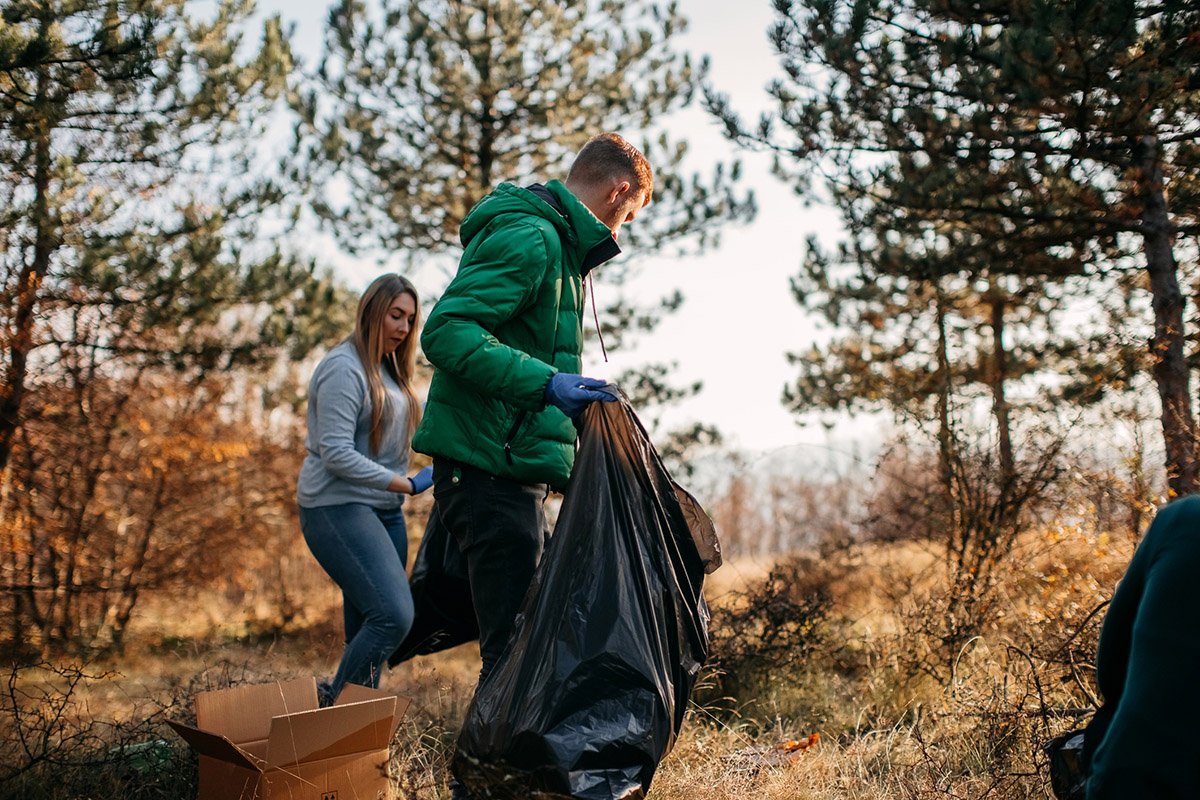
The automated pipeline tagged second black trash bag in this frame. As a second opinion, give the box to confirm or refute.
[453,397,719,800]
[388,508,478,665]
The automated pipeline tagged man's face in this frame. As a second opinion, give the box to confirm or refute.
[596,181,651,239]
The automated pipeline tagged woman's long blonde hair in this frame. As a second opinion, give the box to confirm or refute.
[351,274,422,455]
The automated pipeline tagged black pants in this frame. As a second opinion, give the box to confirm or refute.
[432,457,549,681]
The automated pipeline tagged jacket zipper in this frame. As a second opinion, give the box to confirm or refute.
[503,410,528,465]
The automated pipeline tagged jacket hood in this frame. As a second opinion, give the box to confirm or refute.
[460,181,619,274]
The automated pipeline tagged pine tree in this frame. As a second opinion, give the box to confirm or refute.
[0,0,352,651]
[709,0,1200,494]
[0,0,352,475]
[291,0,755,469]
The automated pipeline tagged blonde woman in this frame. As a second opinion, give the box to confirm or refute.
[297,273,432,704]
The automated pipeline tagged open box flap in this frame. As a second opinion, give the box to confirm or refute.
[334,684,413,736]
[195,677,317,745]
[266,696,398,767]
[334,683,394,706]
[166,720,264,772]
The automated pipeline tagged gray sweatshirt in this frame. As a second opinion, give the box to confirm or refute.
[297,340,411,509]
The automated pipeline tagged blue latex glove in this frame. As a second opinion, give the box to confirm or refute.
[544,373,618,419]
[409,465,434,494]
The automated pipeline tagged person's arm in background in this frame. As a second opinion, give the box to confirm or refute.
[1086,497,1200,799]
[421,224,557,410]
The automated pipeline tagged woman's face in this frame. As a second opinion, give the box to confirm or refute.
[380,292,417,353]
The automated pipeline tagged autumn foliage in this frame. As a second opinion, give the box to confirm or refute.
[0,372,303,655]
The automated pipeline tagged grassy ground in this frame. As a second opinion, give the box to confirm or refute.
[2,523,1133,800]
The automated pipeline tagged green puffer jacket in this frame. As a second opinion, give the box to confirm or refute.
[412,180,619,487]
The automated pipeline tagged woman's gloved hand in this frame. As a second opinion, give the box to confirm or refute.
[408,465,434,494]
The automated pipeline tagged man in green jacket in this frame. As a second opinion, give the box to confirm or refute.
[1083,494,1200,799]
[412,134,652,797]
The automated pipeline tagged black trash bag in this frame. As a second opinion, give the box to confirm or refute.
[1044,728,1088,800]
[389,506,479,665]
[452,397,719,800]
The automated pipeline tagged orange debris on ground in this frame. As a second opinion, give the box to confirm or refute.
[779,733,820,753]
[722,732,821,773]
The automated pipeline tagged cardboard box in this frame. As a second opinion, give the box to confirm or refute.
[167,677,410,800]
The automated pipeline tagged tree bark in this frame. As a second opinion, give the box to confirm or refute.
[932,277,964,565]
[0,62,54,478]
[988,286,1015,486]
[1134,134,1196,497]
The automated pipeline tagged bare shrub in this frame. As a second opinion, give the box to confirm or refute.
[765,474,863,554]
[0,660,195,799]
[0,372,306,656]
[860,444,948,545]
[708,460,867,558]
[864,424,1065,683]
[708,468,767,559]
[701,554,838,718]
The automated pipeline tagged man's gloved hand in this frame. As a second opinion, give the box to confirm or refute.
[408,465,434,494]
[544,373,618,418]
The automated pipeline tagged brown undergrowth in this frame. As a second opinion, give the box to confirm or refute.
[1,519,1133,800]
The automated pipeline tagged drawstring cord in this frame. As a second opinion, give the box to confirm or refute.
[588,272,609,363]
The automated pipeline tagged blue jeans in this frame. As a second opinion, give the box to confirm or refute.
[299,503,414,699]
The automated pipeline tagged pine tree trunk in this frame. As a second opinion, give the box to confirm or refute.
[933,279,962,562]
[1134,134,1197,497]
[988,289,1014,485]
[0,61,53,478]
[476,3,495,191]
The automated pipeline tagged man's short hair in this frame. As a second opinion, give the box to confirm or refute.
[568,133,653,200]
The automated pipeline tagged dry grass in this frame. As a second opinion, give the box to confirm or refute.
[657,521,1131,800]
[1,519,1135,800]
